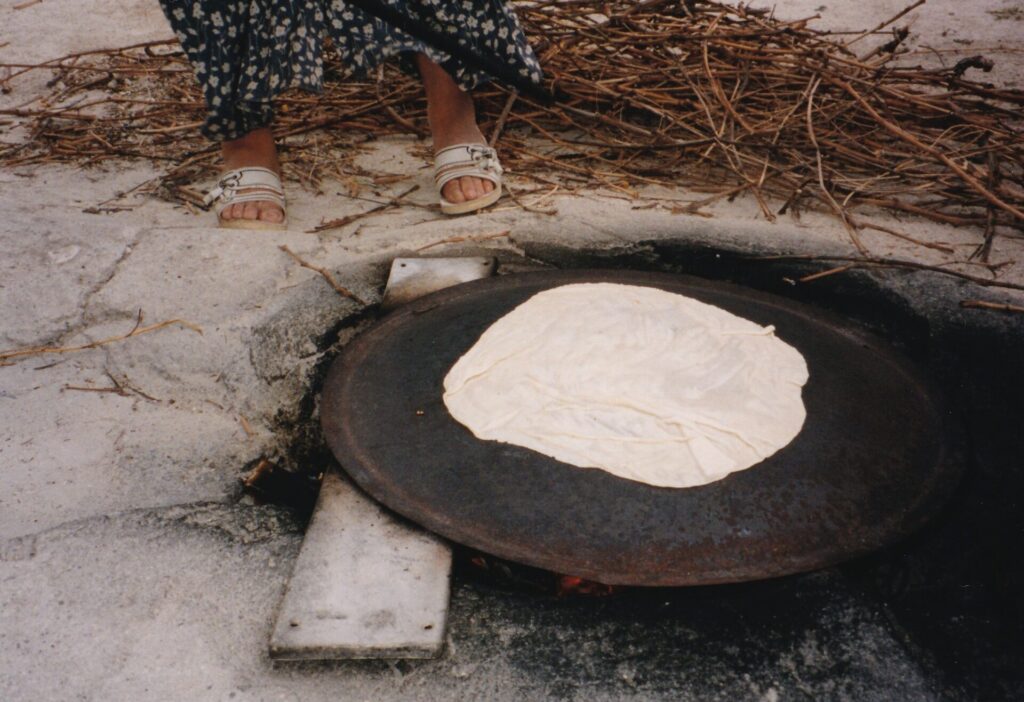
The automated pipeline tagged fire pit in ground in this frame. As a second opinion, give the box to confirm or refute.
[319,269,962,586]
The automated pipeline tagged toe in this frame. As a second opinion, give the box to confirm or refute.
[260,203,284,223]
[461,177,482,202]
[443,180,466,204]
[481,179,495,194]
[221,199,285,224]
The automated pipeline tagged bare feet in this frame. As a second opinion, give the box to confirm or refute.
[416,55,496,206]
[218,128,285,225]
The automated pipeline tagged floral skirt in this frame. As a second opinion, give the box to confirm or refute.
[157,0,543,141]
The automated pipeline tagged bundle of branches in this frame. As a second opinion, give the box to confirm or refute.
[1,0,1022,258]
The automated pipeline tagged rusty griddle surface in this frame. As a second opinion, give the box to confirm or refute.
[321,270,962,586]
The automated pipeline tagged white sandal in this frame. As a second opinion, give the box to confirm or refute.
[203,166,287,230]
[434,143,503,215]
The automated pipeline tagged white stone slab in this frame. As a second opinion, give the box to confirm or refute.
[269,473,451,660]
[381,257,498,310]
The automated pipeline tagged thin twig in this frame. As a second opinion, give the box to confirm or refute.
[505,183,558,215]
[308,185,420,233]
[415,230,511,252]
[806,77,868,253]
[845,0,926,48]
[0,312,202,364]
[959,299,1024,314]
[242,458,275,488]
[857,222,956,254]
[490,91,518,147]
[239,415,256,438]
[278,245,366,304]
[62,384,131,397]
[971,147,1001,262]
[755,254,1024,291]
[799,263,857,282]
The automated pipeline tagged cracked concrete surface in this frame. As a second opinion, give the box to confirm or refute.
[2,1,1023,700]
[1,505,939,702]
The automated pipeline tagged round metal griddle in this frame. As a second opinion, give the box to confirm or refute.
[321,270,961,586]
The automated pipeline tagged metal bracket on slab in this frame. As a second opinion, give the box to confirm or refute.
[381,257,498,311]
[270,256,497,660]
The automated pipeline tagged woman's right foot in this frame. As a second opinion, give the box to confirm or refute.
[218,128,285,225]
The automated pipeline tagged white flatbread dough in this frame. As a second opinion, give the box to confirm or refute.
[442,283,810,488]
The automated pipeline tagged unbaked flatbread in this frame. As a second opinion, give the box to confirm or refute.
[442,283,809,488]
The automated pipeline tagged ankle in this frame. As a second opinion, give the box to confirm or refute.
[221,128,280,174]
[426,85,475,121]
[428,107,485,151]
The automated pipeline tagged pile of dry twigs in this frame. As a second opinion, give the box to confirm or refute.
[1,0,1022,259]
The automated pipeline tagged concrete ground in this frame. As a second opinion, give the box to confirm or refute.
[2,1,1023,700]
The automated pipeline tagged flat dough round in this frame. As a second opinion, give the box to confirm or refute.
[442,283,809,488]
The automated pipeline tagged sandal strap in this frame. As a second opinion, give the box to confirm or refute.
[204,167,286,216]
[434,143,503,191]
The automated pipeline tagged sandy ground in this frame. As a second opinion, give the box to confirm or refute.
[2,1,1024,701]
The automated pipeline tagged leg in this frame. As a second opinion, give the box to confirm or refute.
[415,54,495,206]
[219,127,285,224]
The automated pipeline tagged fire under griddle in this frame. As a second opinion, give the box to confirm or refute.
[320,269,962,586]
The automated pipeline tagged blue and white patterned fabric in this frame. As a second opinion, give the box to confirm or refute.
[158,0,543,140]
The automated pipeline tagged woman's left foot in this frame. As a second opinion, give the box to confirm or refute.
[430,118,495,206]
[417,55,498,209]
[434,143,503,215]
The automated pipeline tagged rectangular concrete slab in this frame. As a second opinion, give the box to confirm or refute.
[269,473,452,660]
[270,256,496,660]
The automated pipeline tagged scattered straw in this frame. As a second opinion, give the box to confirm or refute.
[0,1,1022,261]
